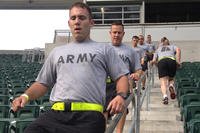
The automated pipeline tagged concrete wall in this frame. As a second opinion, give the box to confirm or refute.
[91,24,200,42]
[0,50,24,55]
[45,24,200,62]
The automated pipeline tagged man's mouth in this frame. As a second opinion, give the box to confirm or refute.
[74,27,81,32]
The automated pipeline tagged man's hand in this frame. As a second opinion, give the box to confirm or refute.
[130,73,139,81]
[176,62,181,69]
[11,95,28,112]
[106,95,125,114]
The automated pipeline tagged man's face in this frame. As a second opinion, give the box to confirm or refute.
[147,35,151,43]
[110,25,125,46]
[132,38,139,46]
[138,36,144,45]
[68,7,94,42]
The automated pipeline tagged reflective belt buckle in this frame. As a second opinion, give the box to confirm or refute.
[71,102,103,113]
[51,102,65,111]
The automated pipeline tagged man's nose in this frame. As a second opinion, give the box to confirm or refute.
[115,32,119,36]
[75,18,81,24]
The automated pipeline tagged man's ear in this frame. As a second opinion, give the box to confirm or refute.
[68,20,70,27]
[90,19,94,27]
[122,31,125,37]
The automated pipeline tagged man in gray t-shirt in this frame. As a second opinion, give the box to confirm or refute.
[12,2,129,133]
[132,35,145,63]
[107,22,142,133]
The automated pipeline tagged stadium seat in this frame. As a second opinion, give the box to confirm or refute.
[15,119,34,133]
[13,105,40,119]
[188,119,200,133]
[180,94,200,109]
[183,105,200,133]
[37,95,50,105]
[0,120,10,133]
[0,95,10,105]
[0,105,10,118]
[0,88,9,95]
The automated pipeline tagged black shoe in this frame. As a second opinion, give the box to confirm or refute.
[142,87,145,90]
[163,97,168,105]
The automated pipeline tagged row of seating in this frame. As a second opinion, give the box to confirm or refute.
[175,62,200,133]
[0,54,45,133]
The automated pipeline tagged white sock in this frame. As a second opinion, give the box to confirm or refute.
[163,94,168,98]
[169,83,174,87]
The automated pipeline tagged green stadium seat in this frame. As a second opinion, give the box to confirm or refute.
[0,88,9,95]
[0,105,10,118]
[15,119,33,133]
[0,95,10,105]
[37,95,50,105]
[180,94,200,108]
[13,105,40,119]
[0,120,10,133]
[188,119,200,133]
[183,105,200,133]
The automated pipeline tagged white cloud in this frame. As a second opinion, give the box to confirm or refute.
[0,10,69,50]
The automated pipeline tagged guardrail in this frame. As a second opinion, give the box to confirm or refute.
[106,65,155,133]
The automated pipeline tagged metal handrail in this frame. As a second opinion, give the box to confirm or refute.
[129,65,154,133]
[105,92,134,133]
[105,65,154,133]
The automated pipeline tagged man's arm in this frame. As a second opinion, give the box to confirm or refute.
[107,75,129,114]
[176,47,181,64]
[12,82,48,112]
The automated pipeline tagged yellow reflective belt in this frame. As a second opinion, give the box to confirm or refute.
[106,78,111,83]
[71,102,103,113]
[51,102,103,113]
[158,56,175,62]
[51,102,65,111]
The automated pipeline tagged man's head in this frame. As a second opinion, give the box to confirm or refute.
[68,2,94,42]
[162,37,170,45]
[109,21,125,46]
[138,35,144,45]
[132,36,139,47]
[146,34,152,44]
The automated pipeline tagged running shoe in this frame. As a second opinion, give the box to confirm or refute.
[169,85,176,99]
[163,97,168,105]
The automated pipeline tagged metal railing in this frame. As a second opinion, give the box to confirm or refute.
[106,65,155,133]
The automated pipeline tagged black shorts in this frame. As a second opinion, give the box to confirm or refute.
[105,82,116,111]
[157,58,177,78]
[147,54,154,61]
[24,110,105,133]
[104,82,129,116]
[141,61,148,71]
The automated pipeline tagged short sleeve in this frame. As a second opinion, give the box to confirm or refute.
[131,49,142,72]
[153,50,158,60]
[36,49,57,88]
[105,46,129,81]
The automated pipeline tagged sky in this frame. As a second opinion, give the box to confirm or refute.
[0,10,69,50]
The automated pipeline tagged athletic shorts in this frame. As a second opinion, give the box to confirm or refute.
[104,82,129,116]
[105,82,116,111]
[157,58,177,78]
[141,61,148,71]
[24,110,105,133]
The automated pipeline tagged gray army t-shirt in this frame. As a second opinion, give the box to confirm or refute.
[153,44,177,60]
[36,40,129,106]
[112,43,141,73]
[132,46,145,60]
[138,43,150,52]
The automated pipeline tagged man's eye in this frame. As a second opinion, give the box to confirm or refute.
[78,16,87,20]
[70,16,76,20]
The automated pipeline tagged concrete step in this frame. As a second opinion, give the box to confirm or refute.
[122,76,184,133]
[123,120,184,133]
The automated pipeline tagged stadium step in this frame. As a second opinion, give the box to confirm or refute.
[123,76,184,133]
